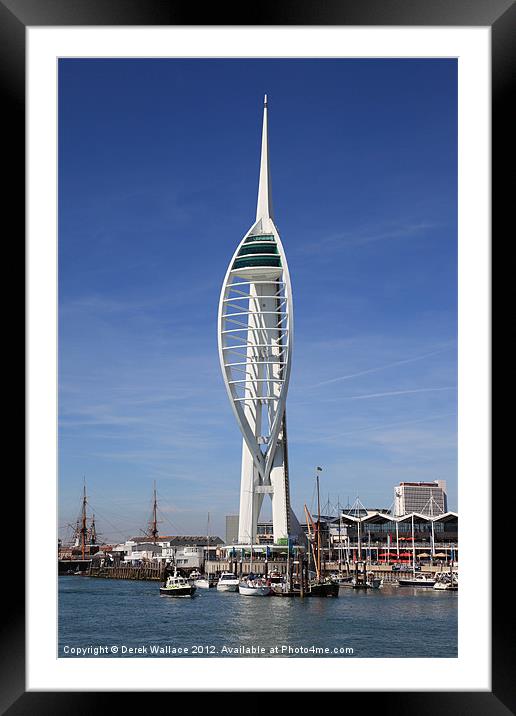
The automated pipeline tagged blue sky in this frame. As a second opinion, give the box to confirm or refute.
[58,58,457,543]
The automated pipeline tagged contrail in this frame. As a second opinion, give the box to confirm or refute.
[312,345,454,388]
[329,411,458,439]
[348,386,457,400]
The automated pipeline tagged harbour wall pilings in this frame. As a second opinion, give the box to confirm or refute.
[62,559,450,583]
[89,561,164,581]
[205,561,446,583]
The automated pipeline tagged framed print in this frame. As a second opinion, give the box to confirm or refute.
[5,0,508,710]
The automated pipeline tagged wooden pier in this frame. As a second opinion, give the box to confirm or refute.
[89,562,165,581]
[66,558,448,584]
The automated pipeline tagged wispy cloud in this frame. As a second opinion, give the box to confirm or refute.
[347,386,457,400]
[310,344,454,388]
[293,411,457,445]
[297,220,437,256]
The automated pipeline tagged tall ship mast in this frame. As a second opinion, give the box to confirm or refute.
[147,481,160,543]
[64,479,100,558]
[80,481,88,560]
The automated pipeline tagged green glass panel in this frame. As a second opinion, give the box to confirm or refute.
[232,256,282,269]
[238,244,279,256]
[244,234,275,243]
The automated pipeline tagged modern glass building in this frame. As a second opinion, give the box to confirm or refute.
[394,481,448,517]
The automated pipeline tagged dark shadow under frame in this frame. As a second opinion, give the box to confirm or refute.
[4,0,508,711]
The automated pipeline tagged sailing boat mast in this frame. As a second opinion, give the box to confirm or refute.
[304,504,318,580]
[89,514,97,545]
[429,496,436,561]
[248,478,254,577]
[149,481,159,543]
[80,479,88,561]
[338,498,342,573]
[206,512,210,568]
[316,467,322,580]
[411,513,416,577]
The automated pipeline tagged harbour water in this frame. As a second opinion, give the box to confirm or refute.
[59,576,457,658]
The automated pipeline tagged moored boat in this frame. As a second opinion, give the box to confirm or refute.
[308,580,340,597]
[351,576,383,590]
[194,576,217,589]
[239,575,271,596]
[398,574,436,587]
[329,572,353,587]
[195,513,217,588]
[433,570,458,591]
[216,572,239,592]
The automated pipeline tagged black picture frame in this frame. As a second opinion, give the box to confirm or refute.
[7,0,506,710]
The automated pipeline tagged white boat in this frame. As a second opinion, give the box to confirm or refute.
[216,572,239,592]
[433,569,458,591]
[397,515,433,587]
[398,574,436,587]
[239,576,271,596]
[329,572,353,587]
[195,514,217,588]
[160,569,196,598]
[194,576,216,589]
[236,458,271,597]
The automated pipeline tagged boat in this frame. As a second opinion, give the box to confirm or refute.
[239,574,271,596]
[398,574,436,587]
[216,572,240,592]
[351,570,383,590]
[301,470,339,598]
[237,460,271,597]
[194,575,217,589]
[270,577,338,597]
[194,513,218,588]
[307,580,340,597]
[329,572,353,587]
[159,569,197,597]
[267,571,285,584]
[433,568,458,591]
[189,568,215,588]
[397,514,432,587]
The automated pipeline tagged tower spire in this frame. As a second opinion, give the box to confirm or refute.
[256,94,274,223]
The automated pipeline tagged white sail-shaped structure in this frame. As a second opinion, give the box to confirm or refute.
[218,96,300,545]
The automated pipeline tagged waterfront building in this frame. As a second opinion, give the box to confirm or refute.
[338,510,458,562]
[218,96,303,545]
[161,545,204,569]
[394,481,448,516]
[115,535,224,564]
[125,544,162,563]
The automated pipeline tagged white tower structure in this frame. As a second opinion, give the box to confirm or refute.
[218,96,300,545]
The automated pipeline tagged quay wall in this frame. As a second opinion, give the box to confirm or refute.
[206,561,447,581]
[89,562,165,581]
[64,559,452,582]
[58,559,92,575]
